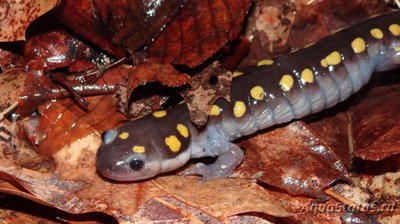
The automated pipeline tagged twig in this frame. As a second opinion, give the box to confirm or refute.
[0,102,18,121]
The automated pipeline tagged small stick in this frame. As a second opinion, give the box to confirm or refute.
[0,102,18,121]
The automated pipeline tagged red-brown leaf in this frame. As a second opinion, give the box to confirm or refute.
[20,66,128,155]
[235,121,349,198]
[352,82,400,160]
[113,0,185,50]
[55,0,125,57]
[126,61,190,98]
[24,30,89,71]
[148,0,251,67]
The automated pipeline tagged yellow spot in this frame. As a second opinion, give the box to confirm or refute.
[119,132,129,139]
[370,28,383,39]
[176,124,189,138]
[257,59,274,66]
[389,24,400,36]
[132,146,145,153]
[153,110,167,118]
[320,58,328,68]
[280,74,294,92]
[326,51,342,66]
[209,104,221,116]
[351,37,366,53]
[395,46,400,52]
[250,86,265,100]
[233,101,246,118]
[178,100,185,105]
[165,135,181,152]
[301,68,314,84]
[233,71,243,77]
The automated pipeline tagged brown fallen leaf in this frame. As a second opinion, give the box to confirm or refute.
[181,62,232,126]
[308,112,353,170]
[23,29,90,71]
[0,46,25,71]
[21,94,125,156]
[351,82,400,161]
[0,0,60,42]
[153,176,310,218]
[0,69,26,113]
[19,65,128,155]
[235,121,349,198]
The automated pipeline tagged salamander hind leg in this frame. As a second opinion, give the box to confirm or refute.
[182,142,244,180]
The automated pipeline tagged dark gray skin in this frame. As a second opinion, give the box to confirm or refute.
[96,11,400,181]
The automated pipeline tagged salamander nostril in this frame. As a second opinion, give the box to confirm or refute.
[129,159,144,171]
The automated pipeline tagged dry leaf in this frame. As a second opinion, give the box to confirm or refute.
[0,0,59,41]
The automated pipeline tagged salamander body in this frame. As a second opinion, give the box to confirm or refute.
[96,12,400,181]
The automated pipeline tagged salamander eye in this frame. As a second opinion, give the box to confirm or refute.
[129,159,144,171]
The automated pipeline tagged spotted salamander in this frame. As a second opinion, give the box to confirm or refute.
[96,12,400,181]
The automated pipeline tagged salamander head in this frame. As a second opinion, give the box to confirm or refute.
[96,118,192,181]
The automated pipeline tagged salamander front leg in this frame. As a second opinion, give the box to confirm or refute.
[182,142,244,180]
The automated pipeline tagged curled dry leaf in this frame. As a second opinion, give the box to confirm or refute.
[23,29,90,71]
[114,61,189,116]
[126,61,190,100]
[181,62,232,126]
[235,121,349,198]
[0,0,60,41]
